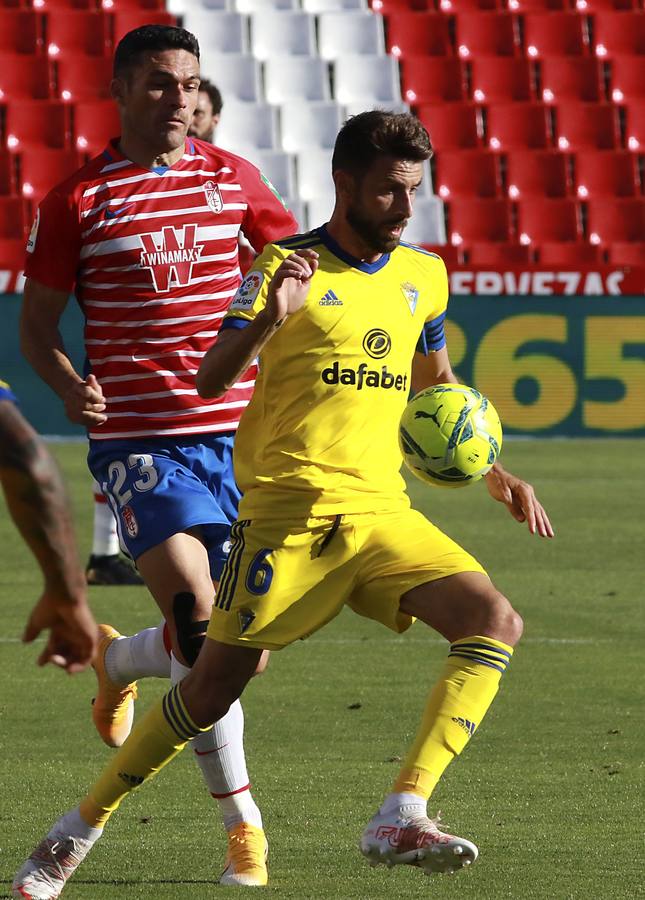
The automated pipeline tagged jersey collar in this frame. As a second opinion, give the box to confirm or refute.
[316,225,391,274]
[102,139,194,175]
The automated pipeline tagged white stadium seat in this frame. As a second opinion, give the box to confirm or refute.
[296,148,335,200]
[216,101,280,151]
[303,0,366,10]
[333,56,401,105]
[280,101,344,152]
[201,54,261,102]
[284,197,307,230]
[235,0,299,10]
[182,11,249,53]
[307,194,336,228]
[401,197,447,245]
[264,57,331,103]
[342,101,409,118]
[317,11,385,60]
[250,11,316,60]
[244,148,298,199]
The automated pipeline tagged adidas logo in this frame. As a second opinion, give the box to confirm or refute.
[319,289,343,306]
[452,716,477,737]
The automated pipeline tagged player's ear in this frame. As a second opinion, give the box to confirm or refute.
[333,169,355,203]
[110,77,126,105]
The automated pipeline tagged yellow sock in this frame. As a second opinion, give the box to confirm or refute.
[393,635,513,801]
[80,685,210,828]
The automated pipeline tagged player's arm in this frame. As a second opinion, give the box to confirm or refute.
[197,249,318,398]
[0,400,98,672]
[21,278,106,427]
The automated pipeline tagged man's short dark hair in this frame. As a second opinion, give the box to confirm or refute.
[113,25,200,79]
[332,110,432,177]
[199,79,223,116]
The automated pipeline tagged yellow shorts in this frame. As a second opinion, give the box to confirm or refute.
[207,508,486,650]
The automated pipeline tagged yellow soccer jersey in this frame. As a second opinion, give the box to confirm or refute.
[222,225,449,519]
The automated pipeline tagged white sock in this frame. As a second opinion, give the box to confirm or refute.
[91,481,120,557]
[379,792,427,817]
[104,623,171,685]
[59,806,103,842]
[170,654,263,832]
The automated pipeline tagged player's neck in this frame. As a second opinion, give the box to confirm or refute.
[117,136,186,171]
[325,214,384,265]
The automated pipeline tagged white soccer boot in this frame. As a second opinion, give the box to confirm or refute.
[12,816,99,899]
[360,803,478,876]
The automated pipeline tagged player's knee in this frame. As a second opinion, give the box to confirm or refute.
[173,592,209,666]
[484,592,523,647]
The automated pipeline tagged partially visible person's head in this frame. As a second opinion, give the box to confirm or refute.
[111,25,201,155]
[332,111,432,254]
[189,79,223,143]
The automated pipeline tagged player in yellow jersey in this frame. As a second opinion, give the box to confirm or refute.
[13,111,553,895]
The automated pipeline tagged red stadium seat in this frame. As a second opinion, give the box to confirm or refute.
[0,10,41,53]
[507,0,566,9]
[19,147,84,206]
[455,12,520,57]
[433,150,502,197]
[438,0,501,9]
[539,58,604,103]
[0,152,17,195]
[587,198,645,243]
[607,242,645,265]
[593,11,645,56]
[46,11,110,57]
[112,10,176,45]
[0,237,26,269]
[624,103,645,152]
[0,197,26,239]
[33,0,94,9]
[401,57,466,103]
[516,198,583,242]
[56,56,113,101]
[448,197,513,243]
[416,104,483,149]
[386,13,454,57]
[372,0,429,12]
[74,100,121,155]
[419,243,464,266]
[537,241,604,263]
[0,53,52,99]
[5,100,72,149]
[523,12,590,57]
[486,102,552,149]
[555,102,621,150]
[609,56,645,103]
[575,150,640,197]
[467,242,533,263]
[470,57,535,103]
[506,150,571,197]
[575,0,637,9]
[101,0,168,9]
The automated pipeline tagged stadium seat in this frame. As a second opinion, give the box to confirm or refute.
[200,53,261,102]
[0,236,25,270]
[296,148,334,200]
[306,194,336,226]
[467,242,533,263]
[537,241,604,263]
[576,0,637,9]
[0,53,52,99]
[608,56,645,103]
[437,0,500,10]
[371,0,428,12]
[587,198,645,243]
[244,149,297,198]
[250,11,316,59]
[506,150,571,197]
[216,101,279,151]
[433,150,502,198]
[0,152,17,195]
[5,100,71,149]
[385,12,454,57]
[181,11,249,54]
[516,197,582,243]
[592,11,645,56]
[318,11,385,59]
[74,99,121,154]
[32,0,93,8]
[539,58,604,103]
[448,197,513,243]
[400,57,466,104]
[402,196,447,244]
[486,103,552,149]
[18,147,83,205]
[523,12,590,57]
[555,102,621,150]
[56,56,113,101]
[624,103,645,152]
[455,12,520,57]
[332,55,401,104]
[419,243,463,266]
[264,57,331,103]
[236,0,299,10]
[279,100,343,151]
[575,150,640,197]
[606,242,645,265]
[470,57,535,102]
[416,103,483,149]
[283,196,306,229]
[507,0,565,9]
[303,0,367,10]
[0,10,40,53]
[46,11,110,57]
[102,0,169,9]
[0,197,26,239]
[112,10,176,44]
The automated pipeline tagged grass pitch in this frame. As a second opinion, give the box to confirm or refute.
[0,440,642,899]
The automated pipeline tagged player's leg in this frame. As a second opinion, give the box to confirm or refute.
[86,478,143,586]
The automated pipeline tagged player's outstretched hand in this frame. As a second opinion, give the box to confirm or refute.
[266,250,319,323]
[23,592,99,674]
[484,464,554,538]
[64,374,107,427]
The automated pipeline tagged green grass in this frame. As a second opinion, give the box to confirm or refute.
[1,440,643,899]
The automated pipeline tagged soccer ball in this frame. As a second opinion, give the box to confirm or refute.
[399,383,502,488]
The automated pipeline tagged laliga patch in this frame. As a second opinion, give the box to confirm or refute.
[203,180,224,214]
[26,208,40,254]
[230,271,264,310]
[121,505,139,539]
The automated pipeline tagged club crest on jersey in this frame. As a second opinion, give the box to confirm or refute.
[238,609,256,635]
[121,505,138,539]
[401,282,419,315]
[139,224,204,293]
[203,180,224,214]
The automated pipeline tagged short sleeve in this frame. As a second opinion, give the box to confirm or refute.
[220,244,286,331]
[24,187,82,293]
[237,160,299,252]
[416,256,449,356]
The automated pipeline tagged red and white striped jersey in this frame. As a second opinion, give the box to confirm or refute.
[24,138,298,440]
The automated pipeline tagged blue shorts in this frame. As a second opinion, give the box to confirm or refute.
[87,433,240,581]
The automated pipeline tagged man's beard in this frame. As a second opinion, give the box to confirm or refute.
[345,203,405,254]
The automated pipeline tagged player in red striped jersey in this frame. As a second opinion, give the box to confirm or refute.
[17,25,297,894]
